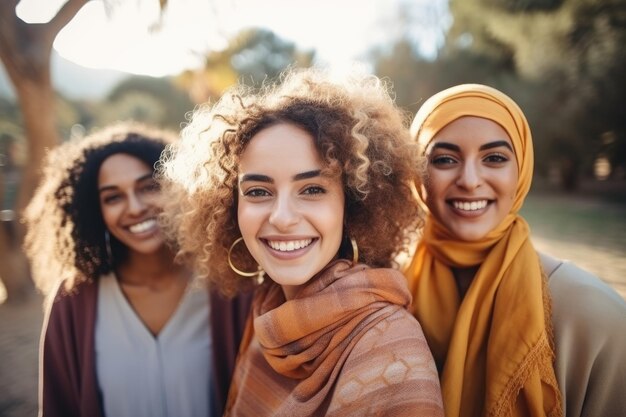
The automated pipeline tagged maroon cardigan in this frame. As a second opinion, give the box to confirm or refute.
[39,279,252,417]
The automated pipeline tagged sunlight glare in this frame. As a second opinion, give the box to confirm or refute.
[0,280,6,305]
[53,1,207,76]
[17,0,448,77]
[16,0,65,23]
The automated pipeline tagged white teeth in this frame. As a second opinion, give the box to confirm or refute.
[267,238,313,252]
[128,219,157,233]
[452,200,488,211]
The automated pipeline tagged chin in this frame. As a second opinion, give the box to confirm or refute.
[133,241,166,255]
[265,267,317,288]
[449,228,490,242]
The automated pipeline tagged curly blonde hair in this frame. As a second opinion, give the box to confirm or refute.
[23,122,177,296]
[160,68,424,296]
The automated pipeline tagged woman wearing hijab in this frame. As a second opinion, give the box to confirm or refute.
[405,84,626,417]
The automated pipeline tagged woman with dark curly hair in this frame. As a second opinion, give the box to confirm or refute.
[24,122,251,417]
[160,68,444,416]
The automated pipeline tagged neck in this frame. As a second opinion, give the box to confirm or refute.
[452,266,479,299]
[117,245,188,287]
[282,284,299,301]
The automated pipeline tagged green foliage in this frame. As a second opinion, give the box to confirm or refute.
[225,28,315,86]
[96,92,167,128]
[103,75,193,129]
[179,28,315,104]
[374,40,517,115]
[375,0,626,189]
[484,0,564,12]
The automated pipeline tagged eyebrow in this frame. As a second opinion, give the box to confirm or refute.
[239,170,322,184]
[98,173,154,193]
[479,140,514,151]
[293,170,322,181]
[429,140,513,153]
[429,142,460,152]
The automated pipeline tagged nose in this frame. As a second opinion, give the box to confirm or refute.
[127,192,148,216]
[268,194,299,231]
[456,161,482,190]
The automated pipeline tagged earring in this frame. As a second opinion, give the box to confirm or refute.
[351,237,359,265]
[228,237,264,284]
[104,230,113,265]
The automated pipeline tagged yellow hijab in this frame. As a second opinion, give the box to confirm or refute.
[405,84,562,417]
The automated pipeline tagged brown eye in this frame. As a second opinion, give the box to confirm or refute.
[302,186,325,195]
[430,155,457,166]
[102,194,122,204]
[140,182,160,194]
[483,153,509,164]
[244,188,270,198]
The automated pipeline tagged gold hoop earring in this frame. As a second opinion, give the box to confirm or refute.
[228,237,264,283]
[351,237,359,265]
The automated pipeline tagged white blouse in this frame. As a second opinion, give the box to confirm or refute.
[95,274,211,417]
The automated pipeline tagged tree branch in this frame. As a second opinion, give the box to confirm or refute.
[47,0,88,41]
[0,1,20,60]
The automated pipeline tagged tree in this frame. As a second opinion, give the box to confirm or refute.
[178,28,315,104]
[373,39,519,115]
[99,75,193,128]
[0,0,168,303]
[0,0,87,303]
[446,0,626,188]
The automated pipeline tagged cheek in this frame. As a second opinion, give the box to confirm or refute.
[237,202,262,237]
[99,204,116,229]
[142,193,162,208]
[422,176,443,209]
[320,200,345,246]
[502,168,519,201]
[423,166,441,193]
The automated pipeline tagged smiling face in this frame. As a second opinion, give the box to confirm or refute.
[237,122,345,299]
[98,153,164,256]
[423,116,519,241]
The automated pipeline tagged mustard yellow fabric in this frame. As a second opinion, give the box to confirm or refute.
[405,84,562,417]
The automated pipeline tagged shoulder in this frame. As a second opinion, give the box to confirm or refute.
[50,277,98,305]
[544,254,626,332]
[543,251,626,363]
[541,254,626,415]
[45,277,99,326]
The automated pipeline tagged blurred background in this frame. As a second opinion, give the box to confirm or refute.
[0,0,625,415]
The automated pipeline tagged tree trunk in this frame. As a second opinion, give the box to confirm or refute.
[0,71,60,304]
[0,0,86,303]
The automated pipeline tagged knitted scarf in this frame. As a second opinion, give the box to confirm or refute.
[405,84,563,417]
[225,259,444,416]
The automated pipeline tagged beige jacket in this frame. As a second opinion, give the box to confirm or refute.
[541,253,626,417]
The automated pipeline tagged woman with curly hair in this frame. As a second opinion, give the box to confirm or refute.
[404,84,626,417]
[24,122,251,417]
[160,68,444,416]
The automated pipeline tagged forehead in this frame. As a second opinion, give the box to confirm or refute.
[98,153,152,185]
[430,116,512,148]
[239,123,322,172]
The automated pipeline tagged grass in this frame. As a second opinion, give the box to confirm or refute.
[521,181,626,298]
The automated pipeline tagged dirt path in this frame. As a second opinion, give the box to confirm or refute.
[0,295,42,417]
